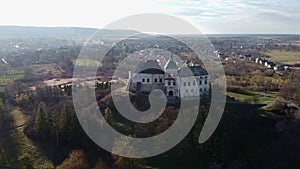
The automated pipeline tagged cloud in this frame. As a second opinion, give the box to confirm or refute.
[0,0,299,33]
[158,0,300,33]
[176,7,223,18]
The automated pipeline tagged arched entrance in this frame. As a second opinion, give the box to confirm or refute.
[168,91,174,96]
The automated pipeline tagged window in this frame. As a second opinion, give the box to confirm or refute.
[154,78,157,83]
[205,80,207,85]
[191,89,193,92]
[147,79,150,83]
[159,78,162,83]
[168,81,171,86]
[200,88,202,92]
[199,80,202,85]
[204,88,207,91]
[173,81,176,86]
[142,78,145,82]
[188,82,191,86]
[184,82,186,86]
[186,90,188,93]
[193,81,195,86]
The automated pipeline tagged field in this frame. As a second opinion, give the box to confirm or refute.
[0,108,54,168]
[73,58,103,67]
[278,41,300,47]
[0,73,24,85]
[263,50,300,64]
[30,63,65,76]
[227,90,277,104]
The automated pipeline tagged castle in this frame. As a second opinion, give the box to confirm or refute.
[127,56,210,99]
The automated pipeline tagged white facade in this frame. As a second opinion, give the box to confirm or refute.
[131,72,165,85]
[178,76,210,98]
[128,57,210,99]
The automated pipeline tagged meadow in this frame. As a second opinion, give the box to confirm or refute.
[264,50,300,64]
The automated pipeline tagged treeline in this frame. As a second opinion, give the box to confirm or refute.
[225,61,289,92]
[56,149,150,169]
[0,95,14,130]
[227,74,287,92]
[28,104,83,146]
[270,71,300,117]
[27,103,157,168]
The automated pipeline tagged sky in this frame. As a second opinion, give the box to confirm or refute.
[1,0,300,34]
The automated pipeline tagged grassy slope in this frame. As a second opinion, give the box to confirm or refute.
[227,90,277,103]
[0,108,54,168]
[9,108,27,127]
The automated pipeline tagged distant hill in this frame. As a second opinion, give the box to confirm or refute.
[0,26,140,39]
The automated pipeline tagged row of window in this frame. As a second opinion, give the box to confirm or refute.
[142,78,163,83]
[185,88,207,93]
[141,78,208,86]
[183,80,207,86]
[167,81,176,86]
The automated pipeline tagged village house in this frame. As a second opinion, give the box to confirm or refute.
[255,57,290,71]
[274,65,290,71]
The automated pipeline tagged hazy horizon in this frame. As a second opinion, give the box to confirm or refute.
[0,25,299,36]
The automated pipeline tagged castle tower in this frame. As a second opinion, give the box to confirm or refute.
[164,54,179,97]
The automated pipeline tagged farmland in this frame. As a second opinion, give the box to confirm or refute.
[263,50,300,64]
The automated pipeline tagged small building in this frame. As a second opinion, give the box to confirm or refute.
[274,65,290,71]
[259,59,267,65]
[217,52,226,59]
[266,62,276,68]
[239,54,246,60]
[255,58,261,63]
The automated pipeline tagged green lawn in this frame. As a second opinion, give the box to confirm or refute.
[263,50,300,64]
[227,91,277,104]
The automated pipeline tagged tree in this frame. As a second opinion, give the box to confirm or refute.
[0,97,3,110]
[51,108,60,145]
[104,81,110,89]
[56,150,89,169]
[55,104,81,144]
[15,93,31,108]
[58,104,68,135]
[113,155,146,169]
[18,153,34,169]
[93,159,109,169]
[112,137,146,169]
[104,107,113,125]
[34,107,49,139]
[56,104,73,138]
